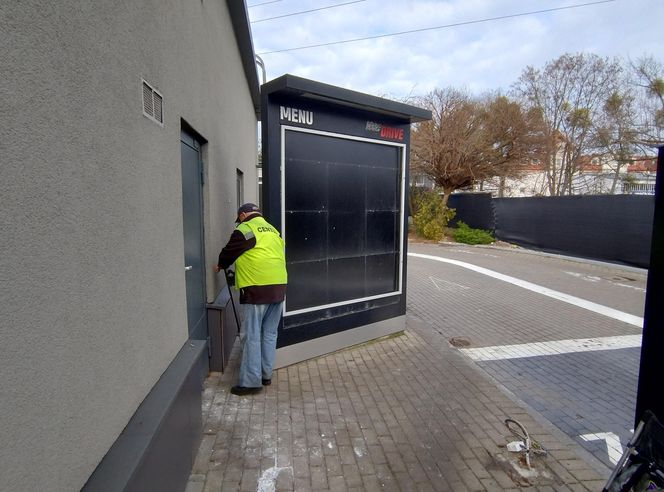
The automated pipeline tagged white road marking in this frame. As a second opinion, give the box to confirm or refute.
[564,271,601,283]
[429,276,470,291]
[459,335,642,361]
[579,432,624,465]
[447,248,499,258]
[565,271,647,293]
[615,282,646,293]
[409,252,644,328]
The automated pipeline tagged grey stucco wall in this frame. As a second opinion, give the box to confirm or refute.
[0,1,257,490]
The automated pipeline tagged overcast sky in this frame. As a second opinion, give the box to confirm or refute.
[248,0,663,100]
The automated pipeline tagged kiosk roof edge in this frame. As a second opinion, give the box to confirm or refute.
[263,74,432,123]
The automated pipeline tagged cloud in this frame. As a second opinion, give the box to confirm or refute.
[250,0,663,99]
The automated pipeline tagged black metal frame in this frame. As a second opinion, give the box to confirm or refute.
[261,75,430,349]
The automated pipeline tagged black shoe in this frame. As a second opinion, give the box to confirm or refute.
[230,385,262,396]
[262,378,271,386]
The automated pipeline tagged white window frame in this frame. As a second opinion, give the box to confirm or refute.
[280,125,406,317]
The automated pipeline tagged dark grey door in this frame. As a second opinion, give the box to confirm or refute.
[180,131,206,339]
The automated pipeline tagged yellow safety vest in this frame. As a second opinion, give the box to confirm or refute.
[234,216,287,288]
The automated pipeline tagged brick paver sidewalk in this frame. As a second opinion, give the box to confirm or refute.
[187,315,608,491]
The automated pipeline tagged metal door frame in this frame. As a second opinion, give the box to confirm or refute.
[180,127,207,340]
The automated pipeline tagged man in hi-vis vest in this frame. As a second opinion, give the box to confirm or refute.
[213,203,287,396]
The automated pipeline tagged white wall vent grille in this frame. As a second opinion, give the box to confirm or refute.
[142,80,163,125]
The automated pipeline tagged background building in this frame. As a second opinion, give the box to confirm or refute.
[475,155,658,197]
[410,155,657,198]
[0,1,259,490]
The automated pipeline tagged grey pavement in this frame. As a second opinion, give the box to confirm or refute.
[413,242,646,318]
[187,241,622,491]
[473,348,639,465]
[407,241,645,470]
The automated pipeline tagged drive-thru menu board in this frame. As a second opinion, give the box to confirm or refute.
[261,75,430,365]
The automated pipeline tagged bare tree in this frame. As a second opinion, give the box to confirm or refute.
[633,55,664,146]
[590,56,663,194]
[411,88,480,207]
[594,88,641,193]
[411,88,533,206]
[478,95,546,196]
[513,53,622,195]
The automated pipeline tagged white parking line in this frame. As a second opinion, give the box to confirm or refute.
[579,432,624,465]
[458,335,642,361]
[429,276,470,291]
[615,282,646,293]
[408,252,644,328]
[564,271,601,283]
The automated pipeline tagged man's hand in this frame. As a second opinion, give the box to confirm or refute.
[213,264,221,273]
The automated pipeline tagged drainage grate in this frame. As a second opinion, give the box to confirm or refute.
[142,80,163,125]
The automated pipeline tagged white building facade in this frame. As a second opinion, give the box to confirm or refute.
[472,156,657,197]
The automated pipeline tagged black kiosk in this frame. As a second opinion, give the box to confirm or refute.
[261,75,431,367]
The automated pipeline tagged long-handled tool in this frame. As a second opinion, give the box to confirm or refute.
[224,268,241,333]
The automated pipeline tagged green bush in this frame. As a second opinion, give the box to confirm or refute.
[420,221,442,240]
[412,190,455,240]
[452,221,494,245]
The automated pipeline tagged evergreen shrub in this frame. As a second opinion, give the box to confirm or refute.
[452,221,494,245]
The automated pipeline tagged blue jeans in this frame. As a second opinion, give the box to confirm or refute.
[237,302,283,388]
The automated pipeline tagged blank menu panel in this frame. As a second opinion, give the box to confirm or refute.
[283,129,403,313]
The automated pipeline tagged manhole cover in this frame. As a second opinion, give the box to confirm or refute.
[449,337,471,347]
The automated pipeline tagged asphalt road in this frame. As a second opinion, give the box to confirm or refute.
[406,240,647,470]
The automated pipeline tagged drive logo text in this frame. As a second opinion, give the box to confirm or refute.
[366,121,404,141]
